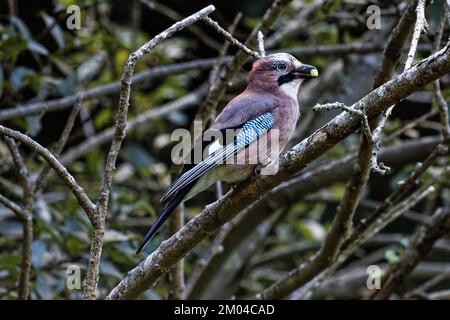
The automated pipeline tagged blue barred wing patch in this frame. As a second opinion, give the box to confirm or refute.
[160,113,274,203]
[236,113,274,148]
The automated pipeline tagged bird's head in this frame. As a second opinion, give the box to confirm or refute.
[248,53,318,98]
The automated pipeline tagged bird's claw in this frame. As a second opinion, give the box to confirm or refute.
[253,165,262,176]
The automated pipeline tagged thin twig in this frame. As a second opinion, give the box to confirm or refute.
[341,144,448,252]
[34,95,82,194]
[257,31,266,57]
[203,17,261,59]
[198,13,243,127]
[405,0,428,70]
[0,59,214,122]
[167,202,185,300]
[263,183,436,300]
[265,0,323,48]
[185,221,233,297]
[0,193,28,222]
[209,13,243,87]
[292,183,437,300]
[140,0,221,51]
[313,102,373,141]
[294,5,433,299]
[186,136,441,298]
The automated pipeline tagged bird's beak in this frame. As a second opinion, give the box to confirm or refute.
[291,64,319,79]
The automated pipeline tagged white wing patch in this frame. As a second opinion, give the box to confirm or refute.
[208,139,222,156]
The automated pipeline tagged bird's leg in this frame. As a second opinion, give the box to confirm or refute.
[253,165,262,176]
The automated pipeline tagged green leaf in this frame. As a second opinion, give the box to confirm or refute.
[10,16,32,40]
[0,253,21,278]
[94,108,113,128]
[28,39,49,56]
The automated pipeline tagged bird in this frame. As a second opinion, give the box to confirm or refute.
[136,52,318,254]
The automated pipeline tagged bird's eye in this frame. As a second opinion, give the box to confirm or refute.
[275,63,287,72]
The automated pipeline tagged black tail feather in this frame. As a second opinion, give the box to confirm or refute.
[136,186,191,254]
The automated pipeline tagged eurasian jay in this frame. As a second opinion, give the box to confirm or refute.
[136,53,318,253]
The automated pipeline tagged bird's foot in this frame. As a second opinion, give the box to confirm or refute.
[258,160,280,176]
[253,165,262,177]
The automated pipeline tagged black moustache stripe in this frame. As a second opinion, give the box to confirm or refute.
[277,73,296,86]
